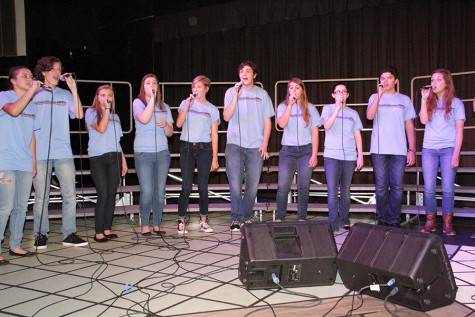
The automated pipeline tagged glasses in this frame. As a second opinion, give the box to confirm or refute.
[333,90,348,95]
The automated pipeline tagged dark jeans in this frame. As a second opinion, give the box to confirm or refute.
[324,157,356,231]
[275,144,314,220]
[371,153,406,225]
[178,141,212,217]
[90,152,122,234]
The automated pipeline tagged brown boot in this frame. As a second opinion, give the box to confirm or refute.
[442,212,456,236]
[420,211,437,233]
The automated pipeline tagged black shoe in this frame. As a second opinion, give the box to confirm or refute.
[63,233,88,247]
[94,235,109,243]
[390,222,401,228]
[153,229,167,236]
[230,222,240,232]
[377,221,388,226]
[9,249,36,257]
[0,259,9,266]
[141,231,152,237]
[34,234,48,249]
[104,233,118,239]
[343,225,351,230]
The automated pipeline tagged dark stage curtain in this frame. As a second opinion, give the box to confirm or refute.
[153,0,475,186]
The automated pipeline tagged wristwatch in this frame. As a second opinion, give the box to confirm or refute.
[407,149,416,153]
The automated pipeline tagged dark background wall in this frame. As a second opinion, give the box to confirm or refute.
[1,0,475,188]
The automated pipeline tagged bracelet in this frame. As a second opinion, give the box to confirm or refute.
[407,149,416,153]
[105,108,111,110]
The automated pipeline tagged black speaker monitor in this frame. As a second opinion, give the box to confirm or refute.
[337,223,457,311]
[239,221,338,290]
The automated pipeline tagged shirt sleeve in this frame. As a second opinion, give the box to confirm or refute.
[453,98,466,121]
[321,104,332,119]
[404,96,417,120]
[165,103,174,123]
[353,110,364,132]
[309,104,322,127]
[210,104,221,125]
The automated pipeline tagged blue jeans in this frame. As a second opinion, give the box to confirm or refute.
[422,147,457,212]
[276,144,314,220]
[371,154,406,225]
[90,152,122,234]
[134,151,170,227]
[324,157,356,231]
[225,144,264,223]
[33,159,77,240]
[178,141,212,218]
[0,170,33,253]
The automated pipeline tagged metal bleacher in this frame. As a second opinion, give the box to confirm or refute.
[12,72,475,221]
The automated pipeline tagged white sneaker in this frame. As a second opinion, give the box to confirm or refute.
[177,219,188,234]
[200,221,213,233]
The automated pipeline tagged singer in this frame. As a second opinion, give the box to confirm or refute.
[223,61,275,231]
[0,66,42,263]
[133,74,173,236]
[419,69,465,236]
[366,66,416,228]
[32,56,88,248]
[275,78,320,222]
[322,83,364,232]
[86,85,128,242]
[175,75,220,234]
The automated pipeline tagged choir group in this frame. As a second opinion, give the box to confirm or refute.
[0,57,467,265]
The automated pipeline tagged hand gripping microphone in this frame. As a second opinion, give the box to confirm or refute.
[59,72,75,81]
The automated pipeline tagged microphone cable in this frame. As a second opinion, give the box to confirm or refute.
[179,93,194,235]
[235,85,243,228]
[107,98,137,241]
[72,73,96,252]
[151,90,160,239]
[342,104,346,162]
[295,98,300,213]
[33,87,55,263]
[413,89,423,227]
[374,90,381,225]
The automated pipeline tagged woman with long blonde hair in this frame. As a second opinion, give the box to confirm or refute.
[86,85,127,242]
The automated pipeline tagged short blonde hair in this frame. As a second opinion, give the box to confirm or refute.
[192,75,211,88]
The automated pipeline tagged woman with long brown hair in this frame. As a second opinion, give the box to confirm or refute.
[133,74,174,236]
[419,69,465,235]
[0,66,41,262]
[275,78,320,221]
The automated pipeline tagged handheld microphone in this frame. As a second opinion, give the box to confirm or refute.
[32,78,51,90]
[420,85,432,90]
[59,72,75,81]
[40,82,52,90]
[237,82,243,93]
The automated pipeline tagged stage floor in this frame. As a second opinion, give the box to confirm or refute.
[0,211,474,316]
